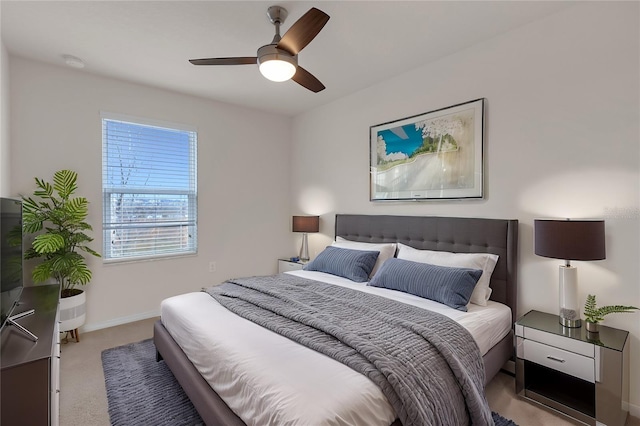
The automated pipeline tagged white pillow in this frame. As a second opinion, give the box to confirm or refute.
[396,243,499,306]
[332,237,397,278]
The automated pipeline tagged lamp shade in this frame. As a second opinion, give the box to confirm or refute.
[292,216,319,233]
[534,219,605,261]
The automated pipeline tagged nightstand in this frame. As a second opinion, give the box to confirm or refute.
[515,310,629,426]
[278,258,306,273]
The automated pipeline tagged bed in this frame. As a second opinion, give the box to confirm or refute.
[154,214,518,425]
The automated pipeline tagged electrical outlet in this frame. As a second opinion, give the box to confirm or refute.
[209,261,216,273]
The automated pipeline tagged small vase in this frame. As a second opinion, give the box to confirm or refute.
[585,321,599,333]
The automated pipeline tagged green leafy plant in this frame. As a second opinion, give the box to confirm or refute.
[583,294,638,324]
[22,169,101,297]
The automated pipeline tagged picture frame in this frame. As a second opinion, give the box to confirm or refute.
[370,98,484,201]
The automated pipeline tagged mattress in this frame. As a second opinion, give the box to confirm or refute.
[160,270,512,426]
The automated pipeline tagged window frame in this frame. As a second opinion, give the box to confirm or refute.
[101,112,198,263]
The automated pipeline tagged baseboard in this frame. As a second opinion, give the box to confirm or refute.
[627,401,640,418]
[80,309,160,333]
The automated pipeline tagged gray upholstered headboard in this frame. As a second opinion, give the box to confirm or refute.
[335,214,518,323]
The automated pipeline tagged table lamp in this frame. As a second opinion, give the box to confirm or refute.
[534,219,606,328]
[292,216,319,261]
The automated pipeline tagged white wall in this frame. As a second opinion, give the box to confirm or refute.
[292,2,640,413]
[9,56,293,330]
[0,41,9,195]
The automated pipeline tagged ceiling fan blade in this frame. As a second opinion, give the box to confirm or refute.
[189,57,257,66]
[277,8,330,56]
[291,66,325,93]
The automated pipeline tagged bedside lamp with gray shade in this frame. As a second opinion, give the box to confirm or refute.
[534,219,606,328]
[292,215,319,262]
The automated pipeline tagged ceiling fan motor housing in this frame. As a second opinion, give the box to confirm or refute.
[257,45,297,67]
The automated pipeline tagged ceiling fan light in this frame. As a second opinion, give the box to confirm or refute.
[259,58,296,82]
[260,61,296,82]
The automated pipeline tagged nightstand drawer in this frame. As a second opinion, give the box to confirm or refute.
[523,327,594,358]
[523,339,595,383]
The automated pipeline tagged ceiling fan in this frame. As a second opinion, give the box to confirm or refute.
[189,6,330,93]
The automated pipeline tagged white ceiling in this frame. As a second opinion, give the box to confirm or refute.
[1,1,573,117]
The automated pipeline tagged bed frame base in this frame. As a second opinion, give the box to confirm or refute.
[154,320,513,425]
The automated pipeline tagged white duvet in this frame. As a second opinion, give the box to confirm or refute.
[160,270,512,426]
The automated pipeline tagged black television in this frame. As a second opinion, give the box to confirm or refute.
[0,197,23,330]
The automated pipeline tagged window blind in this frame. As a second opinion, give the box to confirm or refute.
[102,114,197,261]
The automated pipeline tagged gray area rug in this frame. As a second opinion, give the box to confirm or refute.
[102,339,203,426]
[102,338,518,426]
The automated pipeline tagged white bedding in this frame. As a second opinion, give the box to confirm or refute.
[160,270,512,426]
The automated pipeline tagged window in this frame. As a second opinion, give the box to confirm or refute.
[102,113,197,261]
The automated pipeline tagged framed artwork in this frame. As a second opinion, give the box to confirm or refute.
[370,98,484,201]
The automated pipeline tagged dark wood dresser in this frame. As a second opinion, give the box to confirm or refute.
[1,284,60,426]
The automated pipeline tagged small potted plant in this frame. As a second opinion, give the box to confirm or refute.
[21,169,101,342]
[583,294,638,333]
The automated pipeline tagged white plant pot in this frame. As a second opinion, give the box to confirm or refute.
[59,290,86,332]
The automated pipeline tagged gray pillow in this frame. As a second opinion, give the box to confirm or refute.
[304,246,379,282]
[367,258,482,311]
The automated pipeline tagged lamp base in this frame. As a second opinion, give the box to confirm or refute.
[559,265,581,328]
[560,316,582,328]
[299,233,310,262]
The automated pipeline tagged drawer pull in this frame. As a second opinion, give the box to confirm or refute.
[547,355,566,363]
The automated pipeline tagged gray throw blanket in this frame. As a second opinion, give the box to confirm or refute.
[205,274,494,426]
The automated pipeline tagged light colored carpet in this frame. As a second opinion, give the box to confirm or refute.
[60,318,639,426]
[60,318,158,426]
